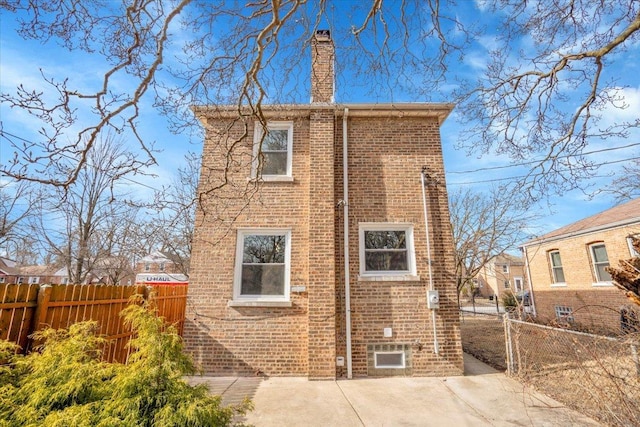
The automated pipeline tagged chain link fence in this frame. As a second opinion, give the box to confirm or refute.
[505,315,640,427]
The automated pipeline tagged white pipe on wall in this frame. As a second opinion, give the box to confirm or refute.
[343,108,353,378]
[421,170,439,355]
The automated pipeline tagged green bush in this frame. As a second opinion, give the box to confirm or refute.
[501,292,517,310]
[0,297,251,427]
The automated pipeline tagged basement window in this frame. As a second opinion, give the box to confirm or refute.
[374,351,406,369]
[555,305,574,323]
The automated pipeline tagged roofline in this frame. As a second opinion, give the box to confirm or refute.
[521,216,640,248]
[192,102,455,124]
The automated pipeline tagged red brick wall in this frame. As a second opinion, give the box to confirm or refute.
[183,114,311,376]
[335,115,463,377]
[185,109,464,378]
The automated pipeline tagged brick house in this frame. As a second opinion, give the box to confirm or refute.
[521,198,640,333]
[474,254,526,299]
[184,31,463,379]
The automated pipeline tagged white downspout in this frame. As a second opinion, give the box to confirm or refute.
[522,246,537,317]
[343,108,353,378]
[421,170,439,355]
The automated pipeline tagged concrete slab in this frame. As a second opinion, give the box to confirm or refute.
[190,354,600,427]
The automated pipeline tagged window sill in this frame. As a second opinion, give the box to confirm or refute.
[550,283,567,288]
[228,300,292,308]
[358,274,421,282]
[248,176,295,183]
[592,282,614,287]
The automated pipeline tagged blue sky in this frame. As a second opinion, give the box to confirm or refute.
[1,1,639,242]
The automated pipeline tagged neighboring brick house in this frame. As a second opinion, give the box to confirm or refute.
[474,254,526,299]
[521,198,640,333]
[184,31,463,379]
[0,257,20,284]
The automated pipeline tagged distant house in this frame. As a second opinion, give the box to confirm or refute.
[475,254,526,300]
[17,265,59,285]
[185,30,462,379]
[521,198,640,333]
[0,257,20,284]
[134,251,187,285]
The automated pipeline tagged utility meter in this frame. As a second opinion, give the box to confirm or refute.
[427,290,440,309]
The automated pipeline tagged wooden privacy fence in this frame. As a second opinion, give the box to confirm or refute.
[0,283,188,364]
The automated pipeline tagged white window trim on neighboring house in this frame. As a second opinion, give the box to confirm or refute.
[358,223,419,281]
[28,276,40,284]
[252,121,294,182]
[627,235,640,257]
[230,228,292,307]
[589,242,613,285]
[513,277,523,292]
[548,250,566,286]
[555,305,574,323]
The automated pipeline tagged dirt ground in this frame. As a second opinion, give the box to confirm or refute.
[459,313,507,371]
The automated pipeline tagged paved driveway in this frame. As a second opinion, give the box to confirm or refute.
[189,354,599,426]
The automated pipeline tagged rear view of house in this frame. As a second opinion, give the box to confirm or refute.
[522,198,640,333]
[184,31,463,379]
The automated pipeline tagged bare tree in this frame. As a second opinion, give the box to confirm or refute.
[1,1,638,202]
[0,180,37,252]
[149,152,200,276]
[449,186,539,298]
[31,134,145,284]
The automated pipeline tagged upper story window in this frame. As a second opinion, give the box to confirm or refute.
[359,223,417,278]
[502,265,509,273]
[549,250,565,283]
[144,262,150,272]
[233,229,291,302]
[159,262,165,272]
[589,243,612,282]
[253,121,293,180]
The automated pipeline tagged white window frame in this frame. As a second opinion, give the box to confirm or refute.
[627,235,640,257]
[555,305,574,323]
[514,277,523,292]
[548,250,566,284]
[232,228,291,304]
[374,351,406,369]
[358,223,418,280]
[252,121,294,181]
[159,262,165,272]
[502,265,509,273]
[28,276,40,285]
[589,243,612,283]
[0,277,5,283]
[17,277,24,284]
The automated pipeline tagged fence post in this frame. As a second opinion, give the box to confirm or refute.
[32,284,52,331]
[25,284,52,353]
[503,312,514,375]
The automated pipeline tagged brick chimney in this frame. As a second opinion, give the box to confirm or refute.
[311,30,335,104]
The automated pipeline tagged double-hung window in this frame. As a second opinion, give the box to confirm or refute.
[253,122,293,180]
[589,243,611,282]
[549,250,565,283]
[627,235,640,257]
[233,229,291,302]
[359,223,417,278]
